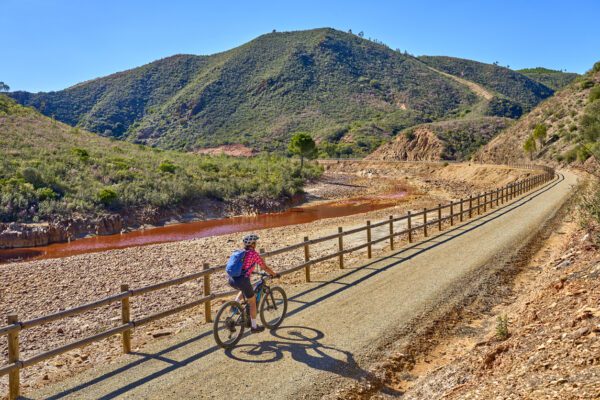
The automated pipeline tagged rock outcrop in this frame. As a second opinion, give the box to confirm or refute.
[369,127,444,161]
[0,215,124,249]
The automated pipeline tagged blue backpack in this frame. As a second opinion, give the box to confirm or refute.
[226,249,246,278]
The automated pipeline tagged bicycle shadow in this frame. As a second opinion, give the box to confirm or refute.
[225,325,402,396]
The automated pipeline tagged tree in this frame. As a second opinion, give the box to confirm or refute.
[523,135,537,160]
[0,82,9,92]
[358,31,364,38]
[288,132,317,170]
[532,124,548,147]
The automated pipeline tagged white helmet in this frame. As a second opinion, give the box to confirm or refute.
[243,234,259,246]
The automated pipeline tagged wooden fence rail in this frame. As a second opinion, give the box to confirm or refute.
[0,165,555,400]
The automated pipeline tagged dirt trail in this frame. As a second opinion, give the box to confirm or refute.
[423,65,494,101]
[29,172,577,399]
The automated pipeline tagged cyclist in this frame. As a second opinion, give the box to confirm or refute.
[229,234,279,333]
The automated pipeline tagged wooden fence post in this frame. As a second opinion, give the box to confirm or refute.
[389,216,394,250]
[7,314,20,400]
[423,208,428,237]
[303,237,311,282]
[120,285,132,354]
[496,188,500,207]
[483,192,487,212]
[477,194,481,215]
[366,221,372,258]
[450,201,454,226]
[338,227,344,269]
[203,263,212,323]
[459,199,464,222]
[469,195,473,219]
[408,211,413,243]
[438,204,442,231]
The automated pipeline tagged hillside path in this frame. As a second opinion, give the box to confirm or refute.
[32,172,577,400]
[424,65,494,100]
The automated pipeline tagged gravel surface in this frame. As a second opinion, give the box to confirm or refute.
[22,171,576,399]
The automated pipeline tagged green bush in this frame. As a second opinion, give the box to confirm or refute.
[71,147,90,161]
[97,188,118,207]
[563,148,578,163]
[36,187,57,201]
[158,160,177,173]
[589,86,600,103]
[496,315,510,340]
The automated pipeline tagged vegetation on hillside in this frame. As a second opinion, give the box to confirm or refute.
[517,67,579,90]
[11,28,487,154]
[477,61,600,165]
[0,95,321,224]
[419,56,555,117]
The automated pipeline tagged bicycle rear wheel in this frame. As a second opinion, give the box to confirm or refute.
[259,286,288,329]
[213,300,246,349]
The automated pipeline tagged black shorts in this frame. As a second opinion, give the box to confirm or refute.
[228,275,255,299]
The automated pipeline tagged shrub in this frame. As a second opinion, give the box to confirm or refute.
[19,167,45,188]
[496,314,510,340]
[589,86,600,103]
[158,160,177,173]
[404,130,416,141]
[563,148,578,163]
[592,61,600,74]
[71,147,90,161]
[97,188,118,207]
[580,80,595,89]
[36,187,57,201]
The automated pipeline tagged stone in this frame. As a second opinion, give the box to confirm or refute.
[151,330,172,338]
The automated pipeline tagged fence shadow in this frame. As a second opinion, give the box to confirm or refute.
[43,174,563,399]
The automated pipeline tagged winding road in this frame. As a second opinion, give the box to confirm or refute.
[32,171,577,400]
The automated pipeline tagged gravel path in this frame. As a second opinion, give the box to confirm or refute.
[27,171,577,399]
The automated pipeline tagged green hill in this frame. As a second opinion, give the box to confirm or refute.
[10,28,557,155]
[418,56,555,117]
[0,95,320,225]
[10,28,480,153]
[517,67,579,90]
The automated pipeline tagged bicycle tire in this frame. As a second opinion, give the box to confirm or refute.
[213,300,246,349]
[259,286,288,329]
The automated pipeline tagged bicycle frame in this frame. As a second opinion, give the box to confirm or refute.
[229,277,267,319]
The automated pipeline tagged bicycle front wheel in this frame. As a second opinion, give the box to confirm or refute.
[259,286,288,329]
[213,300,246,349]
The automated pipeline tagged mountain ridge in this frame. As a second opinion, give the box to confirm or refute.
[9,28,557,155]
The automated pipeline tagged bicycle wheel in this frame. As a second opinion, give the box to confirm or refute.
[213,300,246,349]
[259,286,288,329]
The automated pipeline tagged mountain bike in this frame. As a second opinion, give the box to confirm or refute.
[213,271,288,349]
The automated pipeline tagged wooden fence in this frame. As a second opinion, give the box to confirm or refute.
[0,165,555,399]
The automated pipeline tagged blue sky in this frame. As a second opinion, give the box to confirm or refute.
[2,0,599,92]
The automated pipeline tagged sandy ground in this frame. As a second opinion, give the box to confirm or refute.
[0,162,533,396]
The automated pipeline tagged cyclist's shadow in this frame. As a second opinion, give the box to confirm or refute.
[224,325,401,395]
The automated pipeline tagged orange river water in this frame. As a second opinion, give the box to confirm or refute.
[0,192,407,264]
